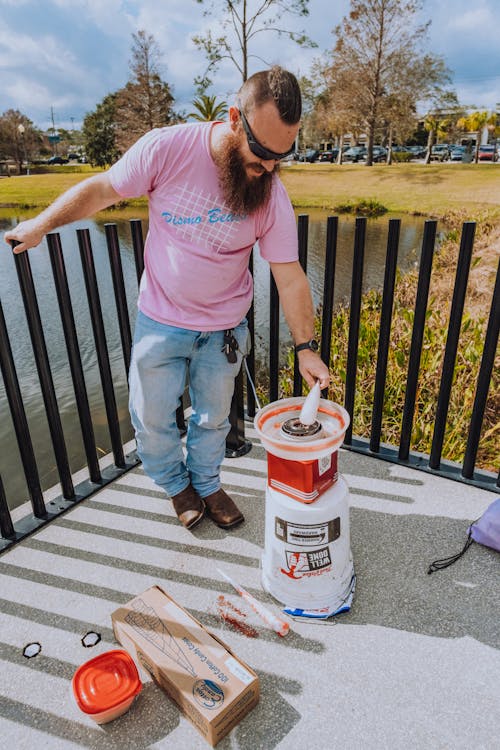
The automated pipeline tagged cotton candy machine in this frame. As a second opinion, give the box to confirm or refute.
[254,385,355,612]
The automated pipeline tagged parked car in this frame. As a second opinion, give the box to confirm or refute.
[430,144,450,162]
[370,146,388,163]
[406,145,427,159]
[318,149,339,162]
[449,145,466,162]
[47,155,69,165]
[281,151,299,163]
[478,144,497,162]
[298,149,320,163]
[343,145,367,162]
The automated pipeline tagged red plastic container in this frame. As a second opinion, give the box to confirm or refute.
[267,450,338,503]
[72,649,142,724]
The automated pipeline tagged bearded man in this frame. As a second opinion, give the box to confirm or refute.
[5,66,330,532]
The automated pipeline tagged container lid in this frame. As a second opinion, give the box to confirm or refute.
[254,397,350,460]
[72,649,142,715]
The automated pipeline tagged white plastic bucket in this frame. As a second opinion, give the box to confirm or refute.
[262,476,355,610]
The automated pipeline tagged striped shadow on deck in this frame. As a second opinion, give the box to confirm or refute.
[1,429,499,750]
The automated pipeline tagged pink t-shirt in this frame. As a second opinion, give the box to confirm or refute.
[108,122,298,331]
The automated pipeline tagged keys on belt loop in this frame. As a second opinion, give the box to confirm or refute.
[222,329,239,363]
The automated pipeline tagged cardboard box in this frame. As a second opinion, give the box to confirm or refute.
[111,585,259,746]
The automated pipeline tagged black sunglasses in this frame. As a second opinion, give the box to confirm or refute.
[238,105,295,161]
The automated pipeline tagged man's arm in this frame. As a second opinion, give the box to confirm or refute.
[4,173,122,254]
[270,260,330,389]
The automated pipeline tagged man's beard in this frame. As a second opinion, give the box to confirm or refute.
[214,131,279,215]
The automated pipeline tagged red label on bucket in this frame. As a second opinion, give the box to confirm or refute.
[267,452,338,503]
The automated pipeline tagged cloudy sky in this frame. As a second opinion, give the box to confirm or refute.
[1,0,499,131]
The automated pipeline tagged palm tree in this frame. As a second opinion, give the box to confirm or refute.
[457,110,496,163]
[423,113,450,164]
[187,95,228,122]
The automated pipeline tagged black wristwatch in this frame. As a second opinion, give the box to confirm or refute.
[294,339,319,354]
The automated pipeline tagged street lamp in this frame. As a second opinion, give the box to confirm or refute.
[17,123,30,176]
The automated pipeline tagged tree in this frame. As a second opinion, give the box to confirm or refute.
[422,92,463,163]
[82,94,120,167]
[457,110,497,163]
[114,30,175,152]
[292,74,324,151]
[308,60,364,162]
[187,94,228,121]
[0,109,39,173]
[325,0,452,165]
[192,0,316,89]
[381,92,416,163]
[82,31,178,164]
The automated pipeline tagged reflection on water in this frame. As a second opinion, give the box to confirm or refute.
[0,209,426,510]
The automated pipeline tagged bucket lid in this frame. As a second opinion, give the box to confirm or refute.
[72,649,142,715]
[254,397,350,460]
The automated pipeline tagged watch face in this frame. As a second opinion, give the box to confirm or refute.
[310,339,319,351]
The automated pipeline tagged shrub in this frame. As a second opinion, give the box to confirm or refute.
[392,151,413,163]
[333,199,388,217]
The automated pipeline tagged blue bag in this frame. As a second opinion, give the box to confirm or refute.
[428,497,500,574]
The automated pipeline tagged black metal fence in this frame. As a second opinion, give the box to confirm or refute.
[254,215,498,491]
[1,216,498,552]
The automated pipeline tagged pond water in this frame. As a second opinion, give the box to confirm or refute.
[0,208,427,509]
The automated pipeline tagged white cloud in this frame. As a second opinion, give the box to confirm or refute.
[0,28,80,77]
[3,75,74,112]
[448,8,493,31]
[51,0,134,35]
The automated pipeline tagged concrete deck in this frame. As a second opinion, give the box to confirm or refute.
[1,425,499,749]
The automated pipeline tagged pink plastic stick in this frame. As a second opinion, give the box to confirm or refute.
[217,568,290,637]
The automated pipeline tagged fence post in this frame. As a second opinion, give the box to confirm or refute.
[344,217,367,444]
[225,369,252,458]
[77,229,125,468]
[14,248,75,499]
[0,296,46,516]
[47,233,102,484]
[269,272,280,402]
[370,218,400,452]
[105,223,133,374]
[293,214,309,396]
[399,220,437,460]
[430,222,475,468]
[320,216,338,398]
[462,256,500,480]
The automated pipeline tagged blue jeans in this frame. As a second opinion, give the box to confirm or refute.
[129,311,250,499]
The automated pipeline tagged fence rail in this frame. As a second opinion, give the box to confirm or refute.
[1,216,498,552]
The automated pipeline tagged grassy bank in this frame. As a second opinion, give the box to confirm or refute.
[0,168,145,214]
[280,162,500,220]
[2,162,500,220]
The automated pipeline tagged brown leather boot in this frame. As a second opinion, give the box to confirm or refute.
[203,488,244,529]
[171,484,205,529]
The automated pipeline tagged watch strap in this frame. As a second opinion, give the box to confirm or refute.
[294,340,319,353]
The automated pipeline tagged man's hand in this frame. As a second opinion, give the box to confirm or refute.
[4,173,121,255]
[4,218,46,253]
[296,349,330,390]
